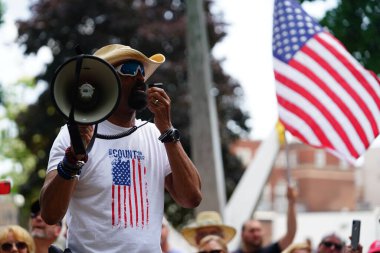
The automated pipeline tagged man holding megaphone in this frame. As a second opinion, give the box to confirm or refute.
[39,44,202,253]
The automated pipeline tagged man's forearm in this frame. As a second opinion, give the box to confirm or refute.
[165,142,202,208]
[279,188,297,250]
[287,200,297,238]
[40,170,77,225]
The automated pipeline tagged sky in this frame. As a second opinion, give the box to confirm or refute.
[0,0,51,106]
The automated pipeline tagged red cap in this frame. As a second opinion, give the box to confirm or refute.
[368,240,380,253]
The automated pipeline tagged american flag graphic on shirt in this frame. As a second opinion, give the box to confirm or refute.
[109,149,149,229]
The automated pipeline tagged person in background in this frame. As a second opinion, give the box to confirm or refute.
[29,200,63,253]
[316,233,345,253]
[161,217,184,253]
[367,240,380,253]
[197,235,229,253]
[233,185,297,253]
[181,211,236,249]
[343,235,365,253]
[0,225,35,253]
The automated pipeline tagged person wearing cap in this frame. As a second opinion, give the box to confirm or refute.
[233,185,297,253]
[181,211,236,249]
[29,200,63,253]
[367,240,380,253]
[39,44,202,253]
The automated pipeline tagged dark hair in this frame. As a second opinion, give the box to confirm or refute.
[320,233,345,246]
[30,200,62,227]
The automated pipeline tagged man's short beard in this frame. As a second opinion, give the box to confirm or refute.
[31,230,48,239]
[128,80,148,111]
[128,91,147,111]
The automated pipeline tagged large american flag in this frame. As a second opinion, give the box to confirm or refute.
[273,0,380,162]
[111,157,149,228]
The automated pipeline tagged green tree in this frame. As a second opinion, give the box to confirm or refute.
[14,0,250,227]
[0,0,4,104]
[0,77,42,225]
[0,0,4,25]
[300,0,380,73]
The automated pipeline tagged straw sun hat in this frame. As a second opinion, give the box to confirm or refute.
[181,211,236,247]
[93,44,165,81]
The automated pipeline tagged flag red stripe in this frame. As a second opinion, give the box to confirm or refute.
[132,159,139,227]
[144,166,149,226]
[138,161,145,228]
[124,185,127,228]
[128,185,133,227]
[117,185,121,225]
[318,34,380,112]
[276,71,359,157]
[290,54,369,147]
[111,185,115,226]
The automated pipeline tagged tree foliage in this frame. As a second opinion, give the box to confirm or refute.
[0,0,3,25]
[14,0,250,227]
[300,0,380,73]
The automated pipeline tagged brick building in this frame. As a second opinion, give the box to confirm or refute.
[230,139,380,213]
[0,195,18,225]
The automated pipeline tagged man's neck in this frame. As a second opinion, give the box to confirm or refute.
[243,244,262,253]
[107,110,136,127]
[34,238,56,253]
[161,241,170,253]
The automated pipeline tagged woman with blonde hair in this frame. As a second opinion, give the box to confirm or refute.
[0,225,35,253]
[198,235,229,253]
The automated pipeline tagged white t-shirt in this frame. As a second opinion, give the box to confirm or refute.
[48,120,171,253]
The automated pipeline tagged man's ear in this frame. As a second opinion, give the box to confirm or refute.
[54,226,62,237]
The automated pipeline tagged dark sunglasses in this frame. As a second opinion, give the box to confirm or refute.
[115,60,145,77]
[322,241,343,250]
[198,250,223,253]
[30,212,40,219]
[1,241,28,251]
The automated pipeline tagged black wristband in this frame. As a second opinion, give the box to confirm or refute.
[158,128,180,143]
[57,161,77,180]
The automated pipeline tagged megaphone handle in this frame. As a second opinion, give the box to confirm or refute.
[48,245,64,253]
[85,124,97,154]
[67,120,86,155]
[67,107,86,155]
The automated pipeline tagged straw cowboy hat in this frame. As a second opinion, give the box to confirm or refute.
[181,211,236,247]
[93,44,165,81]
[283,242,311,253]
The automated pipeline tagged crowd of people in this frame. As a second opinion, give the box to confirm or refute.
[1,204,379,253]
[0,43,379,253]
[0,200,64,253]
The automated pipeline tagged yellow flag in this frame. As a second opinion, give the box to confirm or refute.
[276,120,286,145]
